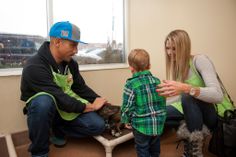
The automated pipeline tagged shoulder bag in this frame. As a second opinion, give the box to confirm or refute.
[208,74,236,157]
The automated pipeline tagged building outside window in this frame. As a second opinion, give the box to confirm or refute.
[0,0,47,69]
[0,0,125,71]
[53,0,125,65]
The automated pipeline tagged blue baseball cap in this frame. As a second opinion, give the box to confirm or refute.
[49,21,87,44]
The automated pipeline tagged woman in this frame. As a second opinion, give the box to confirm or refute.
[156,30,223,157]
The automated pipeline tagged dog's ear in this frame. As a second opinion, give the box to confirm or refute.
[105,105,119,115]
[111,112,121,122]
[97,104,120,119]
[104,102,112,106]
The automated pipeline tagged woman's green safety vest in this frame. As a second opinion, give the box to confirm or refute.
[170,59,205,114]
[170,59,233,116]
[26,66,89,121]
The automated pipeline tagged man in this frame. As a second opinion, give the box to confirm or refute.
[20,21,107,157]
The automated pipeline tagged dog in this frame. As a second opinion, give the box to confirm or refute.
[97,103,124,137]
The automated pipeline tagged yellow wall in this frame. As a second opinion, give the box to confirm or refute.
[0,69,131,134]
[1,0,236,134]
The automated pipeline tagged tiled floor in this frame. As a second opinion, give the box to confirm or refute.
[13,129,217,157]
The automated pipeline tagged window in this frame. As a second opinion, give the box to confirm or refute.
[53,0,125,65]
[0,0,47,70]
[0,0,126,74]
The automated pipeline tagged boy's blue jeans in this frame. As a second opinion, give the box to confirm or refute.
[27,95,105,157]
[133,129,160,157]
[165,94,217,132]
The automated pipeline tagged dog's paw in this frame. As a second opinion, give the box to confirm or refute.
[111,130,122,137]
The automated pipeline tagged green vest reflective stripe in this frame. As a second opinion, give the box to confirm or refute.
[26,66,89,121]
[26,92,56,104]
[170,59,205,114]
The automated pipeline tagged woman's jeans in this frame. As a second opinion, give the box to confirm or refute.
[27,95,105,157]
[133,129,160,157]
[165,94,218,132]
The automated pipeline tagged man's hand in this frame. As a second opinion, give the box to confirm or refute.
[84,97,107,112]
[92,97,107,111]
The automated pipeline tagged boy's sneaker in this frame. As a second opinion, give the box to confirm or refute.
[50,136,67,147]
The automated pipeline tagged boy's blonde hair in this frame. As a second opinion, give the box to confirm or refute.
[128,49,150,72]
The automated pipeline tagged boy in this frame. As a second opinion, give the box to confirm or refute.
[121,49,166,157]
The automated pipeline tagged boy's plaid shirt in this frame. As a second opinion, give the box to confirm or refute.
[121,70,166,136]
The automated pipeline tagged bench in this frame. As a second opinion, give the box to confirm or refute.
[93,129,134,157]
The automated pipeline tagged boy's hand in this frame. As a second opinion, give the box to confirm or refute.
[125,123,132,129]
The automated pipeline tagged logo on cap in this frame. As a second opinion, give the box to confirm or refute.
[61,30,69,37]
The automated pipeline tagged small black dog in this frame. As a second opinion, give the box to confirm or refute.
[97,103,124,137]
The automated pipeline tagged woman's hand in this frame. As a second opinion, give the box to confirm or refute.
[156,80,190,97]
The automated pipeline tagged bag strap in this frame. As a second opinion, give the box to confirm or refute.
[190,57,235,116]
[216,73,234,106]
[216,73,236,121]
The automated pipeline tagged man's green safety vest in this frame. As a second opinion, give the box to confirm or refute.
[26,66,89,121]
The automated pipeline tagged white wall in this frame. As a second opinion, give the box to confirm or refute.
[128,0,236,99]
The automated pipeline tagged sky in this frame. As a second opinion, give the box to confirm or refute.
[0,0,47,36]
[0,0,123,43]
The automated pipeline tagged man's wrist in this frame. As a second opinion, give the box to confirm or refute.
[83,103,96,112]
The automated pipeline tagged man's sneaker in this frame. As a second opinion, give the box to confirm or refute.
[50,136,67,147]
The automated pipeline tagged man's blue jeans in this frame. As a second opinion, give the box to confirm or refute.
[165,94,218,132]
[27,95,105,157]
[133,129,160,157]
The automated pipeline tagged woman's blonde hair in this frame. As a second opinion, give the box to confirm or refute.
[128,49,150,72]
[165,30,191,82]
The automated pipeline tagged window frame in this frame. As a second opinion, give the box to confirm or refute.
[0,0,129,76]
